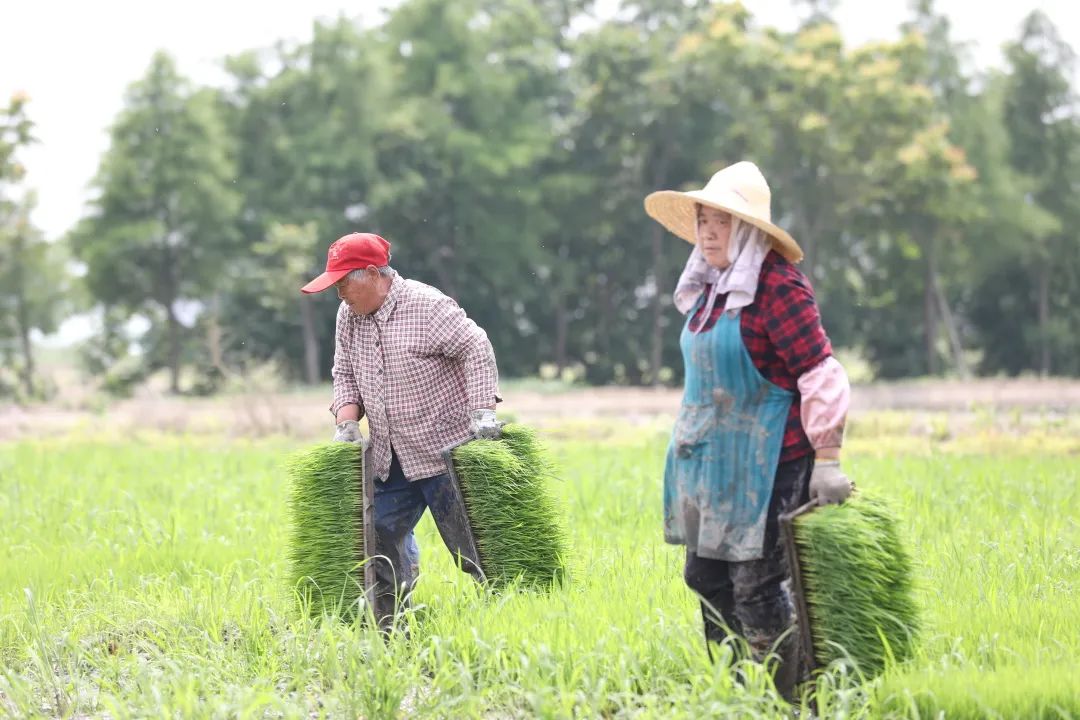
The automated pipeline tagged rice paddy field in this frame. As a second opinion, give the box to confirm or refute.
[1,413,1078,718]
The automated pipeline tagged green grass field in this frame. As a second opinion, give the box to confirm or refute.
[1,423,1077,718]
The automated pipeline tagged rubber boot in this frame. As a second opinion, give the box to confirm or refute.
[701,601,747,665]
[369,532,419,635]
[770,631,803,704]
[426,476,485,583]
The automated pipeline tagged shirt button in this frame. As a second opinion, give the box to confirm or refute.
[375,341,381,347]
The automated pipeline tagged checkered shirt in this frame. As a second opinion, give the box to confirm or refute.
[330,275,501,481]
[689,251,833,462]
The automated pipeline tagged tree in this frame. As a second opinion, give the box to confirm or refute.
[252,222,323,384]
[852,2,982,377]
[368,0,576,376]
[218,17,385,382]
[70,52,240,393]
[0,93,62,399]
[997,11,1080,375]
[50,2,1080,387]
[0,195,63,399]
[675,6,978,377]
[565,0,746,384]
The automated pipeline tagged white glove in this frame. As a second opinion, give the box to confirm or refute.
[809,460,853,506]
[333,420,367,449]
[469,409,502,440]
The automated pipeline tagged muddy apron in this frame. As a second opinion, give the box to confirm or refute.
[663,304,794,561]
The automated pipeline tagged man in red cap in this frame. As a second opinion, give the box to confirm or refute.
[301,231,502,626]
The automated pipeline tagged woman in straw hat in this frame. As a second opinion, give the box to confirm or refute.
[644,160,852,698]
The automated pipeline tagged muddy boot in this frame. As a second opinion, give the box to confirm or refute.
[370,576,417,639]
[369,530,419,635]
[770,631,803,704]
[701,601,747,664]
[424,474,485,584]
[369,556,402,632]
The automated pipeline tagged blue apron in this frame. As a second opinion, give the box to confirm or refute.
[663,304,794,561]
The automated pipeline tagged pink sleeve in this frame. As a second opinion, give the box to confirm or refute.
[797,356,850,450]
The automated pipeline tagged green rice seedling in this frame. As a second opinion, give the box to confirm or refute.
[286,442,364,620]
[792,494,920,677]
[497,422,557,479]
[450,424,569,589]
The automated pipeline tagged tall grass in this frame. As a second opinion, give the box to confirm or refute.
[0,434,1076,717]
[876,664,1080,719]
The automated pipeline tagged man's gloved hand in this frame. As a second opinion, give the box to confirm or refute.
[809,460,853,506]
[469,409,502,440]
[333,419,367,449]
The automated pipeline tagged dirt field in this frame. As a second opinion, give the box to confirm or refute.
[2,378,1077,442]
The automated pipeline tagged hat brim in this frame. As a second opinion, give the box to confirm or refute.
[300,269,351,294]
[643,190,804,263]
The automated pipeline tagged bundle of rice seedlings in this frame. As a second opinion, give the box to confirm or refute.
[286,441,364,620]
[450,424,568,589]
[791,494,920,676]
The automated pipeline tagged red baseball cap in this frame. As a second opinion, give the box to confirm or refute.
[300,232,392,294]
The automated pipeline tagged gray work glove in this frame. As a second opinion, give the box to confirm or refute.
[469,409,502,440]
[809,460,853,506]
[333,420,368,449]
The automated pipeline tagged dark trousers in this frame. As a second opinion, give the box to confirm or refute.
[370,451,482,626]
[683,455,813,694]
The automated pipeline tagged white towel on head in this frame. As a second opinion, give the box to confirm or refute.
[673,217,771,328]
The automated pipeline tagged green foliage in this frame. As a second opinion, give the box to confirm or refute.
[364,0,575,378]
[31,2,1080,385]
[969,10,1080,376]
[0,95,63,400]
[792,494,920,676]
[215,19,384,379]
[451,424,568,588]
[75,306,147,398]
[69,52,240,393]
[286,442,365,621]
[0,199,62,400]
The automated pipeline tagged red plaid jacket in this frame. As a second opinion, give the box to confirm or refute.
[331,275,501,481]
[689,251,832,463]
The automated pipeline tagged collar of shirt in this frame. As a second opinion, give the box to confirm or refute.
[373,274,405,323]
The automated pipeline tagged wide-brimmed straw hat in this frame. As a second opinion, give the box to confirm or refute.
[643,161,803,263]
